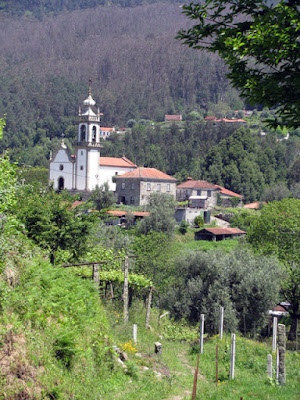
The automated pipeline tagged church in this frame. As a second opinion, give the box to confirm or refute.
[49,87,136,192]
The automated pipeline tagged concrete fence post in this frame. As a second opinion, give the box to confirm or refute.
[267,354,272,379]
[272,317,278,353]
[230,333,236,379]
[200,314,204,354]
[219,306,224,340]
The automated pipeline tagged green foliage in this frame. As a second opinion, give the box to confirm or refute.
[161,318,198,341]
[137,192,176,237]
[229,196,241,207]
[178,0,300,128]
[178,220,189,235]
[247,198,300,340]
[89,182,116,212]
[261,182,292,202]
[0,118,17,214]
[17,166,48,186]
[14,186,91,264]
[131,231,171,290]
[162,247,282,334]
[194,215,204,227]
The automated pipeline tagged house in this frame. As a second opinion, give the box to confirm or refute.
[115,167,176,206]
[104,210,150,226]
[49,85,137,192]
[176,179,243,209]
[205,116,247,124]
[194,227,246,241]
[100,127,115,140]
[164,114,182,122]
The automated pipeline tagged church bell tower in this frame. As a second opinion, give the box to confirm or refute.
[75,83,103,191]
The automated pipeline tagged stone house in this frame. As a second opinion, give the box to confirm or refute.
[115,167,176,206]
[176,179,243,209]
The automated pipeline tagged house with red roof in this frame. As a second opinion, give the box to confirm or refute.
[195,227,246,241]
[115,167,176,206]
[164,114,182,122]
[176,178,243,209]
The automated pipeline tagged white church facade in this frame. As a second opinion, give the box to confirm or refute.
[49,87,136,192]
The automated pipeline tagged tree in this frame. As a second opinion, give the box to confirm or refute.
[162,248,281,334]
[89,182,116,212]
[178,1,300,128]
[261,182,292,202]
[247,199,300,340]
[0,119,17,215]
[137,192,176,237]
[14,186,91,264]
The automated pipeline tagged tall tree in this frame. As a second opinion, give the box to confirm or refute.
[247,198,300,340]
[177,0,300,128]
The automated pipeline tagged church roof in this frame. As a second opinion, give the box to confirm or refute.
[118,167,176,181]
[99,157,136,168]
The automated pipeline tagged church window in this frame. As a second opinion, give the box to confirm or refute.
[80,166,84,171]
[115,172,118,175]
[92,126,97,142]
[80,125,86,142]
[122,182,125,190]
[147,183,151,191]
[59,164,64,171]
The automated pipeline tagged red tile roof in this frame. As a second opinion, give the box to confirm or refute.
[177,180,218,190]
[105,210,150,217]
[100,127,115,131]
[244,201,267,209]
[215,185,243,198]
[99,157,136,168]
[205,116,217,120]
[118,167,176,181]
[165,114,182,121]
[201,228,246,235]
[71,201,83,208]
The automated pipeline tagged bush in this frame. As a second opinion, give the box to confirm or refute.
[178,220,189,235]
[194,215,204,227]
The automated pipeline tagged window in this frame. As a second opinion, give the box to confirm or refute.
[197,190,201,196]
[130,196,134,204]
[80,166,84,171]
[131,183,135,190]
[147,183,151,191]
[59,164,64,171]
[81,151,83,156]
[207,191,212,197]
[157,184,161,192]
[92,126,96,142]
[80,125,86,142]
[115,172,118,175]
[167,184,170,192]
[122,182,125,190]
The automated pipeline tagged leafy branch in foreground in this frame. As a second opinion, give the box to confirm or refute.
[177,0,300,128]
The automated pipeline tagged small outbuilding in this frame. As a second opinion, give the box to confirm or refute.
[195,227,246,241]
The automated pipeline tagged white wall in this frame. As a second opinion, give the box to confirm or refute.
[76,148,87,190]
[98,166,136,191]
[87,149,101,191]
[49,149,74,190]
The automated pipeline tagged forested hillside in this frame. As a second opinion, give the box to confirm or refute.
[0,2,242,165]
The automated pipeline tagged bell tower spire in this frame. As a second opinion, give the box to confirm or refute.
[75,81,103,192]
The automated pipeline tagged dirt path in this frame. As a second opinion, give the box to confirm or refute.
[167,349,206,400]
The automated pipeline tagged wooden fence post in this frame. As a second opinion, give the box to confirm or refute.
[277,323,286,385]
[219,306,224,340]
[123,256,129,324]
[145,286,153,329]
[93,263,99,283]
[133,324,137,345]
[230,333,236,379]
[216,341,219,385]
[200,314,204,354]
[267,354,272,379]
[272,317,278,353]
